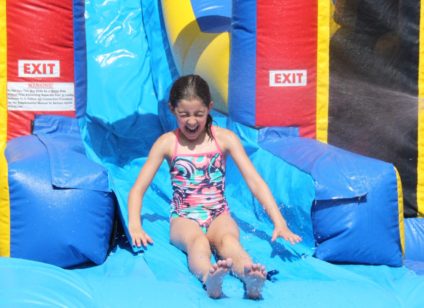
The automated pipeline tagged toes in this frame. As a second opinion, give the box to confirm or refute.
[226,258,233,267]
[244,263,267,278]
[221,258,232,268]
[244,264,253,274]
[217,258,233,270]
[209,264,218,274]
[216,260,225,270]
[252,263,264,272]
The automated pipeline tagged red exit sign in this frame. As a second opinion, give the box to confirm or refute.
[18,60,60,78]
[269,70,307,87]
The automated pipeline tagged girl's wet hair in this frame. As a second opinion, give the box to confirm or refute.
[169,74,214,139]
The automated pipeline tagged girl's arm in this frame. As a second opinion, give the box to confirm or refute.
[221,130,302,244]
[128,133,170,247]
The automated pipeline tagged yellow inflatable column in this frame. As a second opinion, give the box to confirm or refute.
[0,0,10,256]
[418,0,424,217]
[316,0,331,143]
[160,0,230,113]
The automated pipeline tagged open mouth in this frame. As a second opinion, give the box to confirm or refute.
[185,126,199,134]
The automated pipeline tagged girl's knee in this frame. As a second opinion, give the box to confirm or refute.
[189,234,211,250]
[219,233,239,248]
[216,233,251,262]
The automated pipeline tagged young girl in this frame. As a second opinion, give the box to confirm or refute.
[128,74,301,299]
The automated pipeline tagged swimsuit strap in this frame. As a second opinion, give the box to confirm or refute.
[171,126,223,160]
[211,126,223,155]
[171,129,180,162]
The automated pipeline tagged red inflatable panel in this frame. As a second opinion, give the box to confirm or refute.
[256,1,317,137]
[7,0,76,140]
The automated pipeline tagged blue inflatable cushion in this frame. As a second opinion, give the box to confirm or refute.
[6,115,115,268]
[261,135,403,266]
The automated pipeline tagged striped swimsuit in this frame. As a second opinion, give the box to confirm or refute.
[170,128,229,233]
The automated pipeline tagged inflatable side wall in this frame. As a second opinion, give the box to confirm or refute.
[0,0,115,266]
[1,1,88,257]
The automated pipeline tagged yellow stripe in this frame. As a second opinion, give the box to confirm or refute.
[0,0,10,256]
[315,0,330,142]
[395,168,405,254]
[418,0,424,217]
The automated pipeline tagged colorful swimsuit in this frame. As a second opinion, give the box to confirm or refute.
[170,128,229,233]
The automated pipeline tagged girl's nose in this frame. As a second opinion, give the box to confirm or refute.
[187,117,197,125]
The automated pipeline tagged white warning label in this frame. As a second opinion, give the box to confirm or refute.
[7,82,75,111]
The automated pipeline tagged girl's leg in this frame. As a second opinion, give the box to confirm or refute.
[170,217,231,298]
[206,213,267,299]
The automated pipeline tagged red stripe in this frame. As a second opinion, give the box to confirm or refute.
[255,1,317,137]
[7,0,75,139]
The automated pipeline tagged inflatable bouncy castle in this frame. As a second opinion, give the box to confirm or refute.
[1,0,424,306]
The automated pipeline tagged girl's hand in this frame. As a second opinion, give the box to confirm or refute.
[271,224,302,244]
[129,224,154,248]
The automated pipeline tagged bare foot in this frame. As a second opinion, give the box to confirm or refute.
[204,258,233,299]
[243,263,266,299]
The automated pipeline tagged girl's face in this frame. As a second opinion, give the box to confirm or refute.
[171,98,212,141]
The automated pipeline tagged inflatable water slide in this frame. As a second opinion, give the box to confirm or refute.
[1,0,424,306]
